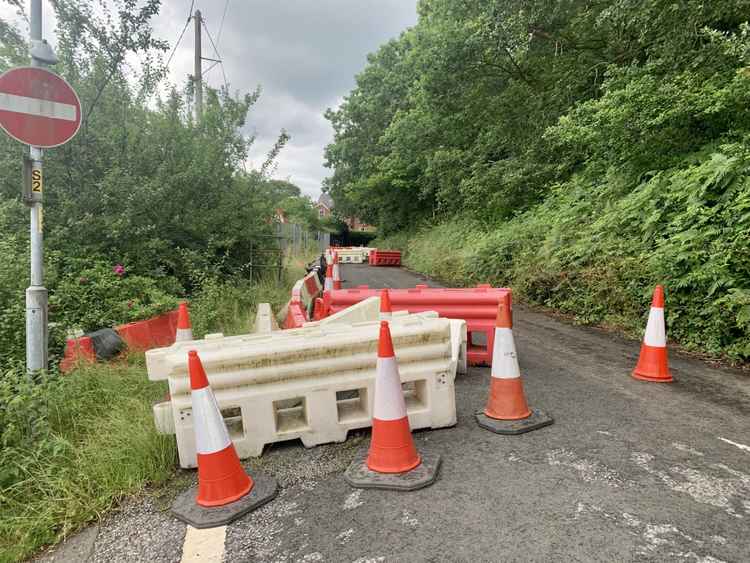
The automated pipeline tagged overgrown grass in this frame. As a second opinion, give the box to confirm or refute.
[0,253,315,562]
[190,253,311,337]
[0,358,174,562]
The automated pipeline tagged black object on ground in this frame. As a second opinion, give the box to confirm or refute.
[475,408,554,435]
[344,447,441,491]
[86,328,125,360]
[171,471,278,529]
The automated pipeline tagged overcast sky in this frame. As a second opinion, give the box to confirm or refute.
[1,0,419,198]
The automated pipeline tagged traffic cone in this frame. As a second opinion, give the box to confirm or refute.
[171,350,277,528]
[632,285,673,382]
[189,351,253,506]
[475,292,553,434]
[379,289,392,320]
[333,253,342,290]
[175,302,193,342]
[344,321,441,490]
[483,293,530,420]
[368,321,420,473]
[324,264,334,292]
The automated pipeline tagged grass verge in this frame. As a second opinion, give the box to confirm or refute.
[0,357,175,562]
[0,253,315,562]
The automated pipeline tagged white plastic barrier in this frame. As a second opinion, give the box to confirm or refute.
[147,314,462,468]
[253,303,279,334]
[335,247,374,264]
[304,297,467,375]
[304,296,383,327]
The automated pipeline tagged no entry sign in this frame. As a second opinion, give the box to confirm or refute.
[0,66,81,148]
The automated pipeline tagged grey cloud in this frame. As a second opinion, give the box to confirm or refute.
[0,1,419,198]
[158,0,418,196]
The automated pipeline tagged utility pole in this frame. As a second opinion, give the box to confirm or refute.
[26,0,50,372]
[193,9,203,121]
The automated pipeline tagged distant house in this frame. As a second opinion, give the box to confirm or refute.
[314,193,334,218]
[315,192,376,232]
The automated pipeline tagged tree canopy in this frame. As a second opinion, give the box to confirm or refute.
[0,0,319,366]
[325,0,750,233]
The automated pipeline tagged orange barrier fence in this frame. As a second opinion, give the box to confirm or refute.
[61,308,179,372]
[369,250,401,266]
[317,284,509,366]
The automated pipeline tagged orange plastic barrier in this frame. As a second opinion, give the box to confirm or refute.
[369,250,401,267]
[60,336,96,372]
[283,298,308,329]
[116,310,180,351]
[320,284,509,366]
[61,308,182,372]
[116,320,154,351]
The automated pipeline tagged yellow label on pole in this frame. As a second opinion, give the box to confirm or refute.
[31,169,43,193]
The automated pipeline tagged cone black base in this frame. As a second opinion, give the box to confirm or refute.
[475,408,554,435]
[171,471,277,529]
[345,446,441,491]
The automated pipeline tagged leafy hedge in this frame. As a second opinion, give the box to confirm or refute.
[377,142,750,361]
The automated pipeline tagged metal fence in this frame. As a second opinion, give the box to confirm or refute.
[276,222,330,255]
[243,223,328,282]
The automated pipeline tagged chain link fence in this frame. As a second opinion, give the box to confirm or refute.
[245,224,328,281]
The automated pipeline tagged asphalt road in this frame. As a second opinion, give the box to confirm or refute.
[39,264,750,563]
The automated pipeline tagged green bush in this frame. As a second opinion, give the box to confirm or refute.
[53,260,180,333]
[0,233,31,369]
[390,143,750,361]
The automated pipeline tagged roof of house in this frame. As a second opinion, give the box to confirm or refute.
[317,192,334,209]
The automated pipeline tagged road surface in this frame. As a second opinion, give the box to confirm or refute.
[39,264,750,563]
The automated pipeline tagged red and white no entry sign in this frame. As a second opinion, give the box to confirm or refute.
[0,66,81,148]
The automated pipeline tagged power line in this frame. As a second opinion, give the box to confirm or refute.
[203,60,221,75]
[217,0,230,47]
[165,0,195,69]
[202,19,229,91]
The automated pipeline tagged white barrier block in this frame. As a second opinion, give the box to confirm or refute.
[449,319,468,375]
[253,303,279,334]
[148,316,459,468]
[306,296,467,375]
[153,401,175,434]
[336,247,373,264]
[304,296,380,327]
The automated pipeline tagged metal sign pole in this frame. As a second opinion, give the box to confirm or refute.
[26,0,48,372]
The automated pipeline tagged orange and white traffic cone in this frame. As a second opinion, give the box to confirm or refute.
[379,289,392,320]
[188,351,252,507]
[175,302,193,342]
[333,253,342,290]
[324,264,334,292]
[344,321,441,491]
[475,292,553,434]
[632,285,673,382]
[171,350,277,528]
[367,322,420,473]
